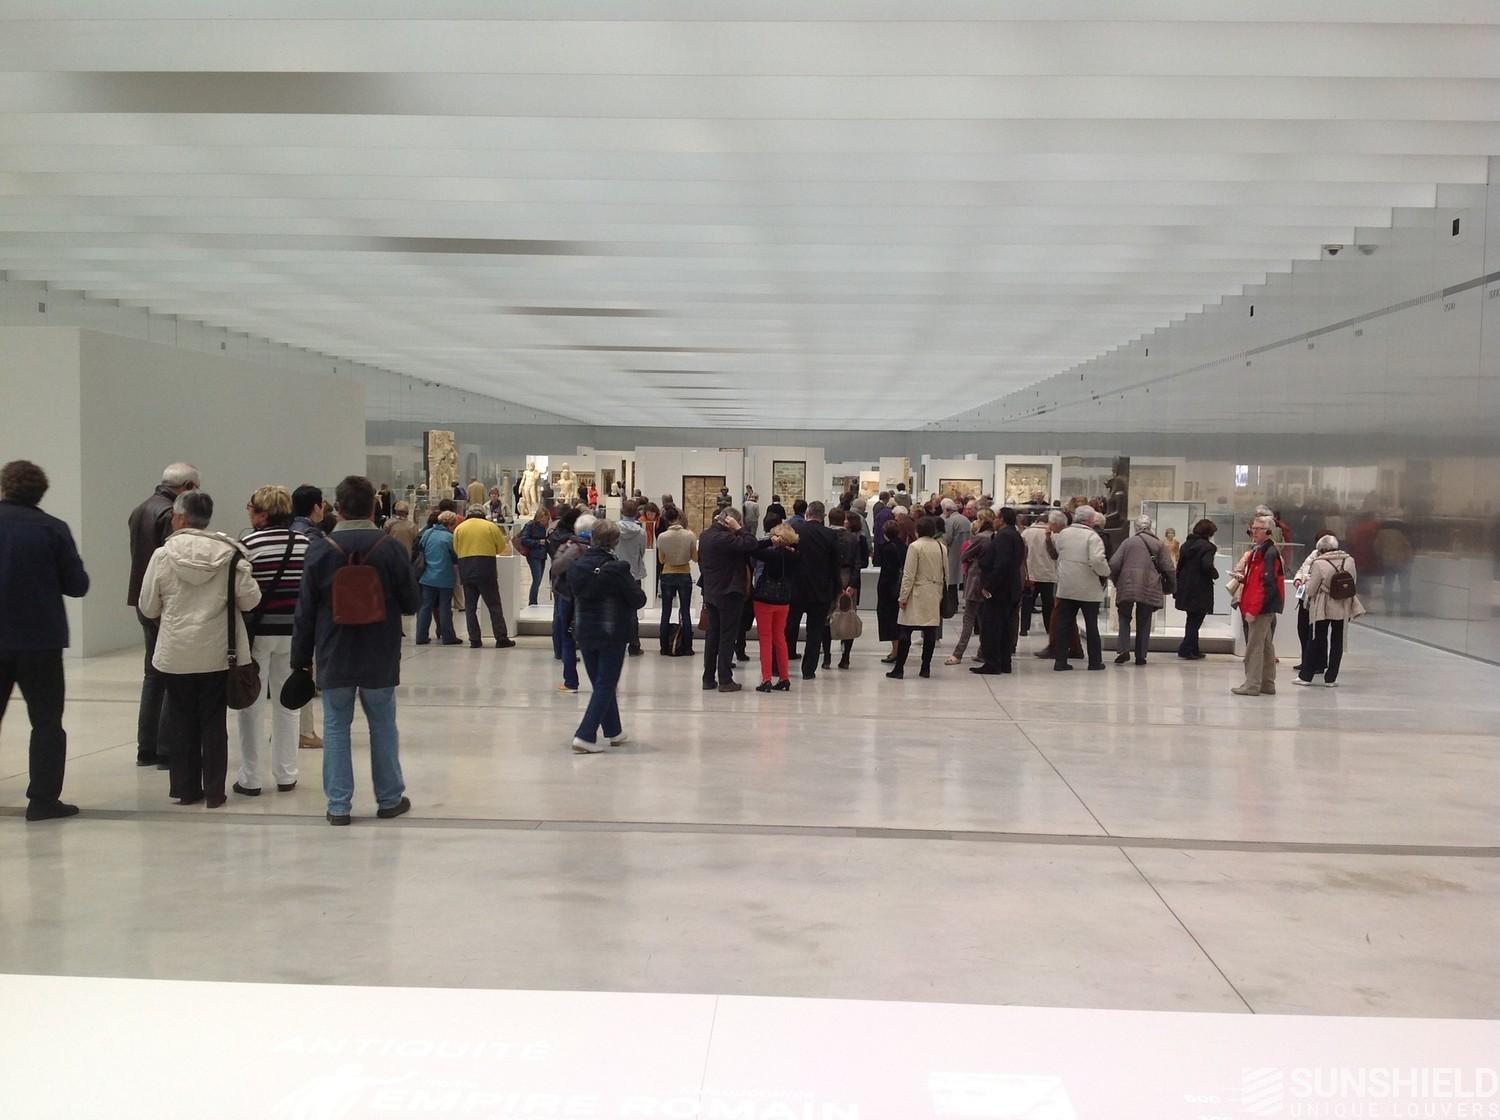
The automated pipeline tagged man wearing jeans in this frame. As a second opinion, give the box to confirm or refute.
[126,461,199,768]
[292,475,419,826]
[0,460,90,821]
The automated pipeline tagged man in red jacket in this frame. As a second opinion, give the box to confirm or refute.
[1233,516,1286,697]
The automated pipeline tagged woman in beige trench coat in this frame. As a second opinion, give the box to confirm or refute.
[889,515,949,679]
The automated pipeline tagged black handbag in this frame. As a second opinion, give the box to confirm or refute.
[225,553,263,711]
[940,584,959,620]
[755,572,792,605]
[412,529,429,580]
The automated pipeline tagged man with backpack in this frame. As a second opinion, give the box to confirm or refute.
[291,475,420,825]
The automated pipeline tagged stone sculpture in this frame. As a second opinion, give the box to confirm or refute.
[518,460,541,517]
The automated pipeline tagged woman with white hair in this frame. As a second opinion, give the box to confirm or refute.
[1296,534,1365,687]
[138,490,261,807]
[1107,514,1176,666]
[1052,505,1111,671]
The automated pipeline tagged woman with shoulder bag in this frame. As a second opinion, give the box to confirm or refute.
[751,521,800,692]
[1107,513,1176,666]
[516,507,551,607]
[1174,518,1220,659]
[821,507,867,671]
[234,485,310,797]
[137,490,261,808]
[889,516,948,679]
[415,511,461,645]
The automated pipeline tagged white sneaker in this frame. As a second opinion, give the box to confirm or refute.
[1322,681,1339,688]
[571,737,606,754]
[1293,678,1311,687]
[608,731,630,746]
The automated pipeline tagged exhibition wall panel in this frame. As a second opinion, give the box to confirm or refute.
[76,330,365,656]
[745,446,826,510]
[0,327,85,652]
[921,457,993,503]
[634,447,744,529]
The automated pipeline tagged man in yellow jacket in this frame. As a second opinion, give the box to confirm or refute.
[453,507,516,649]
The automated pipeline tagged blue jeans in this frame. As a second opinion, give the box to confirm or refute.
[553,596,578,688]
[659,572,694,651]
[416,583,456,643]
[526,551,546,606]
[322,686,404,816]
[576,644,626,744]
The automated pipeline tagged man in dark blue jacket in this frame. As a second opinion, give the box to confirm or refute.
[0,460,89,821]
[567,519,647,753]
[785,501,841,680]
[292,475,419,826]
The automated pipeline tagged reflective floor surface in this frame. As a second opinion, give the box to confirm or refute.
[1,623,1497,1018]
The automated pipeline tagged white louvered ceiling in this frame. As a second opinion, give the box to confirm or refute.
[1,2,1496,429]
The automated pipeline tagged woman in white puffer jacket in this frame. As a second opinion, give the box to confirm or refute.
[139,490,260,807]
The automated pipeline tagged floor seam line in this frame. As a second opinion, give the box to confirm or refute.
[1119,846,1256,1015]
[1,737,138,782]
[6,808,1493,856]
[695,996,720,1102]
[1012,721,1112,839]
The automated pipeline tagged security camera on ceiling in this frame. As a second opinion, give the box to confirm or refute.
[1323,244,1343,256]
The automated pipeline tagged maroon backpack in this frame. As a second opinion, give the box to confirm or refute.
[324,536,396,625]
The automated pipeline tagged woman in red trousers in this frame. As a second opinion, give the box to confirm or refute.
[750,520,800,693]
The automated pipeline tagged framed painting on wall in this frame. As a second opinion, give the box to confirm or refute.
[1003,464,1054,506]
[937,478,984,502]
[771,460,807,504]
[831,474,860,499]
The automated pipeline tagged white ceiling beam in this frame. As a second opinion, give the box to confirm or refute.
[4,115,1499,157]
[5,1,1500,23]
[3,21,1500,79]
[0,147,1483,185]
[6,73,1500,121]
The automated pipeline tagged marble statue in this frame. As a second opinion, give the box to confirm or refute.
[424,430,458,496]
[554,462,579,506]
[518,460,541,518]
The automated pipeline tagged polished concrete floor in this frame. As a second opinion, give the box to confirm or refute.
[1,622,1497,1019]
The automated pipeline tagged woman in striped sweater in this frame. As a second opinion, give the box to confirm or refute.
[233,485,311,797]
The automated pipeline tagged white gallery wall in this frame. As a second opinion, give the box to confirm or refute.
[744,446,825,508]
[3,326,365,656]
[922,457,994,500]
[634,447,744,517]
[0,327,86,648]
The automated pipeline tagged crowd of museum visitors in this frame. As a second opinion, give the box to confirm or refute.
[0,458,1372,823]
